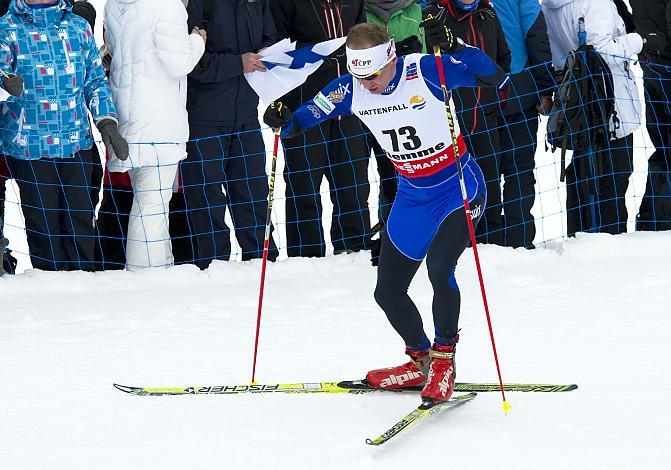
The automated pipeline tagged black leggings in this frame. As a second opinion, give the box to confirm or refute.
[374,195,484,349]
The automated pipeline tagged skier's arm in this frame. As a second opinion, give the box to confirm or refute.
[419,45,506,91]
[278,75,355,138]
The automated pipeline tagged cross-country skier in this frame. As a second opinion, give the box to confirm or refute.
[263,20,504,403]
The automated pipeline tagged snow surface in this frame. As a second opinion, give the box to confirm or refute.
[2,1,670,468]
[2,232,670,469]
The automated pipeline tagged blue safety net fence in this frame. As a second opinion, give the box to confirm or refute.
[1,53,670,273]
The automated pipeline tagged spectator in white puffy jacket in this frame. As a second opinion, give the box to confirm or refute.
[103,0,206,270]
[542,0,643,235]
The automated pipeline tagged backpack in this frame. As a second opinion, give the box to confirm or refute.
[546,44,618,181]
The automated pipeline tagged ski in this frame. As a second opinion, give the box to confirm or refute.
[114,380,577,396]
[365,392,477,446]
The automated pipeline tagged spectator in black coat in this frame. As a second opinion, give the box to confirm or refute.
[270,0,373,257]
[630,0,671,231]
[423,0,511,245]
[184,0,279,268]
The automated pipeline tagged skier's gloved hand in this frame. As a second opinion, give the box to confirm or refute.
[395,35,423,56]
[422,17,464,53]
[97,118,129,161]
[2,73,24,97]
[642,32,667,56]
[263,102,292,130]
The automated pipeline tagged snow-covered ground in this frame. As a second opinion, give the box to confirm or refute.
[2,1,669,468]
[1,232,670,469]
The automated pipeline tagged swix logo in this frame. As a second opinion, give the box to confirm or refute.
[471,204,482,219]
[351,58,372,67]
[438,366,454,397]
[379,371,422,388]
[328,83,351,103]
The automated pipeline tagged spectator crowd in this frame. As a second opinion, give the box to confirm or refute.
[0,0,670,275]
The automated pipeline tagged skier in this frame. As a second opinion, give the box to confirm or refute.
[264,20,504,403]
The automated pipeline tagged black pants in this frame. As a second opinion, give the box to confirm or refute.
[638,63,671,231]
[566,134,634,236]
[182,121,278,267]
[0,172,6,268]
[283,116,371,257]
[11,150,97,271]
[1,155,17,274]
[94,184,133,270]
[499,106,538,247]
[374,196,484,349]
[463,110,504,245]
[0,168,6,243]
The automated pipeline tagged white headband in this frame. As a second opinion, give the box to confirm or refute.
[346,40,396,79]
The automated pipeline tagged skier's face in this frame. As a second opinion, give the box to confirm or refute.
[358,59,397,94]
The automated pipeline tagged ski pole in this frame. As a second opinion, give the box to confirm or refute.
[432,45,511,412]
[251,111,282,384]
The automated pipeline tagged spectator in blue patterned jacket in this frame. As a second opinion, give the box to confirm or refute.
[0,0,128,271]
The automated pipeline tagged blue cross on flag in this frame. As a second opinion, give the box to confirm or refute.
[245,37,347,105]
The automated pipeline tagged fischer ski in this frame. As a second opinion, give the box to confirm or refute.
[365,392,477,446]
[114,380,577,396]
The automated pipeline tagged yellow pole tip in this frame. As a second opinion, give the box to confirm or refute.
[250,381,259,386]
[502,401,512,413]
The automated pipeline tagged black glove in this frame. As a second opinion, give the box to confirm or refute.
[395,35,423,56]
[642,32,667,56]
[263,102,292,129]
[422,17,464,53]
[72,0,97,32]
[97,119,129,161]
[2,74,23,97]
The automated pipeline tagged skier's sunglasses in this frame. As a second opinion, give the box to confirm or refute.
[360,70,383,81]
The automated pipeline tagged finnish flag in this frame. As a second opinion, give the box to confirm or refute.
[245,37,346,105]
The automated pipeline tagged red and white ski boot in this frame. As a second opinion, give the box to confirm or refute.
[420,343,457,403]
[365,348,430,389]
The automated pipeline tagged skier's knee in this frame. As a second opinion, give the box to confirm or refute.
[428,263,458,291]
[374,283,399,310]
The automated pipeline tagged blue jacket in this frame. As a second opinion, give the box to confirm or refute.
[186,0,276,128]
[490,0,554,105]
[0,0,116,160]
